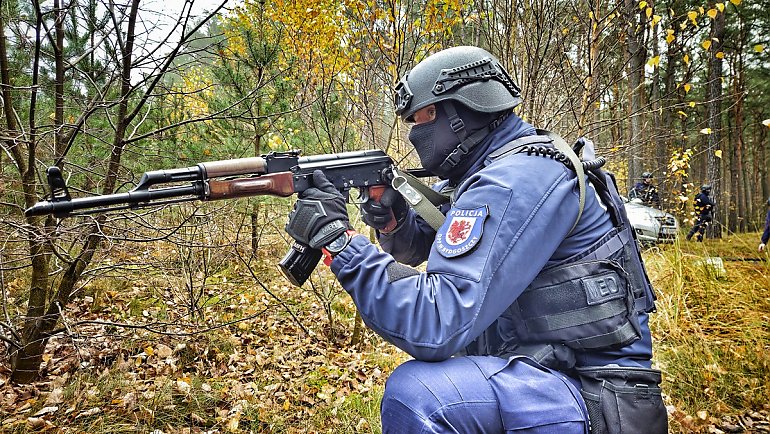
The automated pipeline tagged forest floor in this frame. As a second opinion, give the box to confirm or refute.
[0,231,769,433]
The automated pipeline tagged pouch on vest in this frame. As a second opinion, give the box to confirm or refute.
[587,169,658,313]
[577,365,668,434]
[510,259,641,350]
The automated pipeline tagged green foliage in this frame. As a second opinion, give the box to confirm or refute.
[308,388,385,434]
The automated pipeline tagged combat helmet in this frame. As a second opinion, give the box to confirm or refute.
[394,46,522,122]
[393,47,523,178]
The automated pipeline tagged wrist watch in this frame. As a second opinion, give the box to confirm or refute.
[322,230,357,265]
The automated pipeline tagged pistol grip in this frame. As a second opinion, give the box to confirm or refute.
[366,186,397,232]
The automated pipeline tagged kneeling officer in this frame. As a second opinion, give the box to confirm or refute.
[285,46,667,433]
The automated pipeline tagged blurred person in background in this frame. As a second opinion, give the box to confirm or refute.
[759,197,770,252]
[686,184,715,242]
[629,171,660,208]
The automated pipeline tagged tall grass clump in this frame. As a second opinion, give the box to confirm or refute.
[645,233,770,432]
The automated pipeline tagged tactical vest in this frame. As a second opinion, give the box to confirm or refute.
[464,134,657,363]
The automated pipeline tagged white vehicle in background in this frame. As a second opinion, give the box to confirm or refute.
[623,197,679,246]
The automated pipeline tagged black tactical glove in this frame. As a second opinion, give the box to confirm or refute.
[360,186,408,232]
[285,170,351,249]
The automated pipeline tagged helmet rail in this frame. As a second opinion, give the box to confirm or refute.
[433,57,520,98]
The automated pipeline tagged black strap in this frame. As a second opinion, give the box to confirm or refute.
[485,131,586,234]
[484,134,554,163]
[438,102,494,171]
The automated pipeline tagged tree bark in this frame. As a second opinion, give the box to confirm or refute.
[649,16,666,206]
[10,0,54,384]
[705,5,725,239]
[733,17,748,231]
[733,63,746,232]
[623,0,647,191]
[10,0,142,383]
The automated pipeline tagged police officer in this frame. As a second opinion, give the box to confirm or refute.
[759,197,770,252]
[285,46,667,433]
[629,171,660,208]
[687,184,716,242]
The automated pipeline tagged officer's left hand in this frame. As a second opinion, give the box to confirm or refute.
[760,243,766,253]
[285,170,351,249]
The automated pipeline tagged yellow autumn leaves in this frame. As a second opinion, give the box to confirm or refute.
[650,2,739,70]
[638,2,661,28]
[683,1,738,27]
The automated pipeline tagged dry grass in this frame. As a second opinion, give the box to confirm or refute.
[645,233,770,432]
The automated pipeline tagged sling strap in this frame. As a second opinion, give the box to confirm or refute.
[394,130,589,234]
[539,129,586,235]
[391,167,448,231]
[487,130,587,234]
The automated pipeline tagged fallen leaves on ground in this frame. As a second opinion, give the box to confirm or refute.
[0,258,407,433]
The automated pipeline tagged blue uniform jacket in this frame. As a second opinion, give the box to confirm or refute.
[762,208,770,245]
[694,192,715,215]
[330,115,653,368]
[629,182,660,207]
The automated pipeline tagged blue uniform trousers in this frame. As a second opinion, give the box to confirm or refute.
[381,356,589,433]
[687,213,712,241]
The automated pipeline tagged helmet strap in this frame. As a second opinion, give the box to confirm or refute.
[438,103,511,172]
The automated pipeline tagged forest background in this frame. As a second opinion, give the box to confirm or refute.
[1,0,769,432]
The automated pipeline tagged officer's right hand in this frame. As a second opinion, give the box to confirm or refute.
[760,243,766,252]
[285,170,351,249]
[360,186,408,233]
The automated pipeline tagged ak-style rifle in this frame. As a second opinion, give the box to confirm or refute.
[26,149,425,286]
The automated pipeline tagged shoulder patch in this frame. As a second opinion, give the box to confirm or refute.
[435,205,489,258]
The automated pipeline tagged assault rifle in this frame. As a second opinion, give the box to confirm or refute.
[25,149,424,286]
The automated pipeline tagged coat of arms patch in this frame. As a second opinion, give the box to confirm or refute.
[435,205,489,258]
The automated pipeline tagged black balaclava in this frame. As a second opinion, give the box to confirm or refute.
[408,102,499,180]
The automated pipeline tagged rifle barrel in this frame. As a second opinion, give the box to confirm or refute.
[24,149,408,218]
[25,184,204,217]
